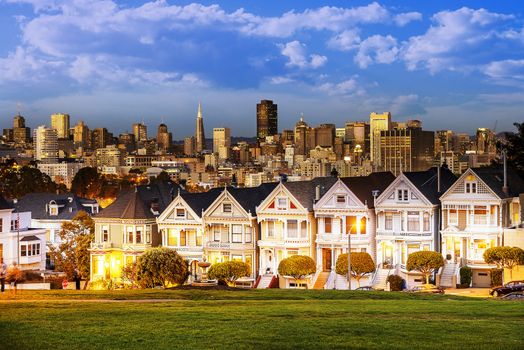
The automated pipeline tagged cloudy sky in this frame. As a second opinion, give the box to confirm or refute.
[1,0,523,139]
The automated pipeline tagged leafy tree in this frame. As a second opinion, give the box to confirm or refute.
[121,262,139,289]
[483,246,524,281]
[278,255,316,289]
[335,252,376,287]
[136,247,188,288]
[49,211,95,282]
[152,171,172,184]
[0,166,59,199]
[71,167,102,199]
[504,122,524,176]
[406,251,444,285]
[208,261,250,286]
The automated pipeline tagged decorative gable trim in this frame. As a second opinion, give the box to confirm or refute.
[313,178,365,210]
[440,168,500,201]
[256,182,308,214]
[375,173,432,207]
[157,195,201,223]
[203,188,250,219]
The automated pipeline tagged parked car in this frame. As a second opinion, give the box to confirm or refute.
[501,292,524,300]
[405,284,444,294]
[489,281,524,298]
[355,286,375,291]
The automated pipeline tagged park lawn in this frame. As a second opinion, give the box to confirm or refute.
[0,290,523,349]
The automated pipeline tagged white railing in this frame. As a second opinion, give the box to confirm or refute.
[90,242,113,249]
[325,271,336,289]
[310,269,322,289]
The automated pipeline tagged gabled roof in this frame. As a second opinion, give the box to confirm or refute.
[226,183,278,214]
[180,188,223,217]
[96,182,179,220]
[283,177,338,210]
[341,172,395,208]
[13,192,98,220]
[404,167,456,204]
[471,165,524,199]
[0,195,13,210]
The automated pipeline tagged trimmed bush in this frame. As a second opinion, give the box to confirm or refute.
[387,275,404,291]
[459,266,472,288]
[335,252,375,287]
[136,247,188,288]
[208,261,250,286]
[490,268,503,287]
[278,255,316,288]
[407,251,444,285]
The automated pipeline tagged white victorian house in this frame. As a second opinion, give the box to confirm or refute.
[375,167,456,288]
[256,177,337,288]
[439,165,524,287]
[313,172,395,289]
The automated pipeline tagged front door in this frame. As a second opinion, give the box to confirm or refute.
[322,249,332,271]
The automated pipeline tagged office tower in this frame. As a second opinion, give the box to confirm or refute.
[73,120,90,149]
[476,128,496,155]
[34,126,58,163]
[156,123,172,152]
[294,116,312,156]
[378,125,434,175]
[370,112,392,163]
[92,127,112,149]
[256,99,278,144]
[95,145,124,168]
[184,136,195,155]
[50,113,70,139]
[132,122,148,142]
[195,103,206,153]
[213,127,231,160]
[314,124,336,148]
[336,128,346,139]
[435,130,454,155]
[119,133,136,153]
[12,114,30,144]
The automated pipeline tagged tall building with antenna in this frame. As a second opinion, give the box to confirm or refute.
[195,102,206,153]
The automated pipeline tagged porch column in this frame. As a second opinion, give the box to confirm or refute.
[331,245,335,270]
[316,245,321,268]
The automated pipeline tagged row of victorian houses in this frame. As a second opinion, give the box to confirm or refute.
[0,163,521,289]
[87,164,524,289]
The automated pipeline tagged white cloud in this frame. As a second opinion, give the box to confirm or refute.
[484,59,524,86]
[327,29,361,51]
[268,76,294,85]
[394,12,422,26]
[280,41,327,69]
[354,35,398,68]
[317,77,364,96]
[0,46,62,81]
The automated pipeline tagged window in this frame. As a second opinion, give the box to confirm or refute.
[449,209,458,225]
[336,195,346,205]
[232,225,242,243]
[21,244,27,257]
[287,250,298,256]
[127,227,134,243]
[145,226,151,244]
[324,217,332,233]
[385,213,393,230]
[474,205,487,225]
[136,228,142,244]
[180,230,187,246]
[277,198,287,210]
[213,226,221,241]
[287,220,298,238]
[423,212,430,231]
[49,205,58,216]
[196,232,202,246]
[360,217,367,234]
[397,189,408,201]
[168,229,178,246]
[300,221,307,238]
[102,226,109,242]
[11,219,19,231]
[231,255,242,262]
[0,219,3,232]
[407,211,420,231]
[267,221,275,238]
[176,208,185,218]
[346,216,357,234]
[245,226,252,243]
[465,181,477,194]
[222,203,232,213]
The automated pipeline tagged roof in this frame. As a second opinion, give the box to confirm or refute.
[471,165,524,199]
[404,167,457,204]
[341,172,396,208]
[226,182,278,214]
[0,195,13,210]
[20,235,40,242]
[13,193,98,220]
[96,182,179,220]
[283,177,338,210]
[180,188,223,217]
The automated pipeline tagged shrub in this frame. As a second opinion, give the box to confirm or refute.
[335,252,376,287]
[121,263,139,289]
[278,255,316,288]
[459,266,472,288]
[136,247,188,288]
[407,251,444,285]
[208,261,250,286]
[490,268,503,287]
[387,275,404,291]
[484,246,524,281]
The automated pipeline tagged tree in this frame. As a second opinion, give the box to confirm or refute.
[0,166,60,199]
[136,247,188,288]
[483,246,524,281]
[71,167,102,199]
[49,211,94,282]
[208,261,250,286]
[504,122,524,177]
[151,171,172,184]
[335,252,375,287]
[278,255,316,289]
[121,262,139,289]
[406,251,444,285]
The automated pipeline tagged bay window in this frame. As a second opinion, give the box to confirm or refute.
[287,220,298,238]
[407,211,420,231]
[232,225,242,243]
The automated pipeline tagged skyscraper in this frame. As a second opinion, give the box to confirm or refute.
[256,100,278,144]
[132,122,148,142]
[370,112,392,163]
[50,113,70,139]
[213,127,231,160]
[73,120,90,149]
[294,116,312,156]
[12,114,30,144]
[156,123,172,152]
[34,126,58,163]
[195,102,205,153]
[184,136,195,155]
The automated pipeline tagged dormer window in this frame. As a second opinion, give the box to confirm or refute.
[397,189,408,202]
[277,198,288,210]
[223,203,232,213]
[336,195,346,205]
[465,181,477,194]
[176,208,186,218]
[49,205,58,216]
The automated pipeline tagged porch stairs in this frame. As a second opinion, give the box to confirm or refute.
[334,273,349,290]
[372,268,392,290]
[313,271,330,289]
[257,274,274,289]
[440,262,457,288]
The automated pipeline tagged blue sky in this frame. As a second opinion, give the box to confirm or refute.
[1,1,524,138]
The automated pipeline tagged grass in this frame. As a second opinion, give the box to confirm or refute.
[0,289,523,349]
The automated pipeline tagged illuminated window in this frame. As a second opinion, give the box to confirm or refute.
[196,231,202,246]
[231,255,242,261]
[167,230,178,246]
[180,230,187,246]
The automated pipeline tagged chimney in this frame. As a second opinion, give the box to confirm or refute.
[503,150,509,196]
[315,185,321,201]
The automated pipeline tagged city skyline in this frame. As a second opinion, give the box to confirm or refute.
[1,1,524,137]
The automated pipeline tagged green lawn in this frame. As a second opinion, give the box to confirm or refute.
[1,289,523,349]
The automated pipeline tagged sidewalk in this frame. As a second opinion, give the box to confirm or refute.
[444,288,491,297]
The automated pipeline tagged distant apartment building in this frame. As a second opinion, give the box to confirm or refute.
[370,112,391,163]
[37,162,83,189]
[213,127,231,160]
[34,126,58,164]
[256,99,278,144]
[50,113,70,139]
